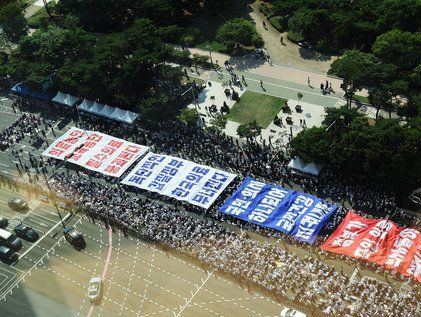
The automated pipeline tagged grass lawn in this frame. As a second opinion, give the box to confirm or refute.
[196,40,227,53]
[226,91,287,128]
[181,75,205,86]
[353,94,370,104]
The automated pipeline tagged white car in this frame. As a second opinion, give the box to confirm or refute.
[280,308,306,317]
[87,276,102,301]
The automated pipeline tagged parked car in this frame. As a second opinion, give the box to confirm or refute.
[0,245,18,263]
[14,224,39,242]
[87,276,102,301]
[8,197,28,211]
[63,226,85,250]
[0,228,22,251]
[0,216,8,228]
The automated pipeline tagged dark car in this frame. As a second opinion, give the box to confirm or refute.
[0,228,22,251]
[14,224,39,242]
[8,197,29,211]
[63,226,85,250]
[0,216,8,228]
[0,245,18,264]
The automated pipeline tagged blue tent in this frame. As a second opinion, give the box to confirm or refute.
[11,83,54,101]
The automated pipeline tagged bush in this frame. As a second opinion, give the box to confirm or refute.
[27,9,51,29]
[252,33,264,48]
[181,27,199,46]
[169,49,191,66]
[268,16,281,32]
[315,38,331,52]
[287,31,304,43]
[268,16,288,32]
[259,2,272,16]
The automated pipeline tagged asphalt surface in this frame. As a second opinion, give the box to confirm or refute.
[0,187,289,317]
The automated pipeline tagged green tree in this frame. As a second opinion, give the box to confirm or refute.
[177,108,198,127]
[376,0,421,32]
[372,30,421,72]
[297,92,303,105]
[368,88,389,119]
[323,106,364,127]
[0,0,28,43]
[290,113,421,191]
[209,114,227,133]
[7,25,95,90]
[216,18,261,50]
[236,120,262,140]
[289,127,331,163]
[329,50,380,107]
[204,0,229,16]
[287,8,318,41]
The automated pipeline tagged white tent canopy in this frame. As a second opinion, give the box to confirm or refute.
[302,162,325,176]
[77,98,139,124]
[287,157,324,176]
[287,157,307,171]
[52,91,80,107]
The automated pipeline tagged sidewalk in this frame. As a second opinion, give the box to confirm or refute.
[188,47,347,96]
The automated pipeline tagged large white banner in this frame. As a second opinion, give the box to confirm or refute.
[121,152,236,209]
[42,127,149,177]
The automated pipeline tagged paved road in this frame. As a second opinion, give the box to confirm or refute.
[0,185,288,317]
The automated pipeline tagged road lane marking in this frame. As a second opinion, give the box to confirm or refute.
[31,211,57,224]
[0,216,82,300]
[14,212,71,262]
[26,218,49,228]
[87,226,113,317]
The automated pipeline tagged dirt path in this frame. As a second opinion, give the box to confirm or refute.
[249,1,338,74]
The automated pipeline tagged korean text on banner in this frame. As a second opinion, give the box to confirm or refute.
[384,228,421,281]
[219,176,337,244]
[267,192,338,243]
[320,211,401,263]
[121,152,236,209]
[321,211,421,283]
[42,127,149,177]
[42,127,86,160]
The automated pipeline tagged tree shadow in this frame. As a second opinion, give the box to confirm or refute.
[298,47,334,62]
[229,53,266,71]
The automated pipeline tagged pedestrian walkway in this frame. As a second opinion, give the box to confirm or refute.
[188,47,348,98]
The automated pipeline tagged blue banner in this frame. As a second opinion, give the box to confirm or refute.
[219,177,337,244]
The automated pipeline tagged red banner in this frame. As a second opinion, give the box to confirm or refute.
[42,127,149,177]
[322,211,420,282]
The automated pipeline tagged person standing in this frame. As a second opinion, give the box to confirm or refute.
[307,77,311,87]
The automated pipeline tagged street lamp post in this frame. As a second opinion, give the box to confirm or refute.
[181,83,202,127]
[207,44,213,66]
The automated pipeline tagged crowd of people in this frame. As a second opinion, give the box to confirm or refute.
[47,171,420,317]
[0,113,41,151]
[1,99,420,316]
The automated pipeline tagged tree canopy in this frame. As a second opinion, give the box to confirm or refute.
[6,17,186,120]
[55,0,192,32]
[290,106,421,192]
[0,0,28,43]
[216,18,263,50]
[264,0,421,52]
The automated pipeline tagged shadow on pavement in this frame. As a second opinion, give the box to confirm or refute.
[229,53,266,71]
[298,47,333,62]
